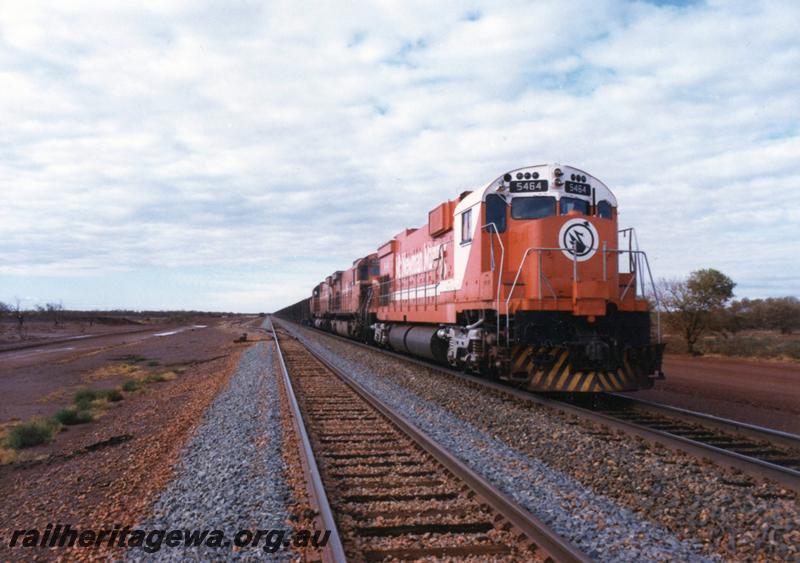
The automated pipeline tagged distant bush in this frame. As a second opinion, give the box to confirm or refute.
[53,408,94,425]
[102,389,124,402]
[147,360,160,367]
[6,419,60,449]
[145,373,166,383]
[122,379,142,392]
[701,333,800,361]
[73,389,98,410]
[722,297,800,335]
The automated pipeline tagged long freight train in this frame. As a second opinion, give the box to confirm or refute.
[276,163,665,392]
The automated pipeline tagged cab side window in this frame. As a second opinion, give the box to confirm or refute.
[461,209,472,243]
[485,194,507,233]
[597,200,613,219]
[559,197,590,215]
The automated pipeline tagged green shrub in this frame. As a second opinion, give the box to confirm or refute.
[147,360,160,367]
[698,332,800,361]
[6,419,60,449]
[122,379,142,392]
[779,340,800,360]
[145,373,166,383]
[53,408,94,425]
[74,389,98,409]
[102,389,124,402]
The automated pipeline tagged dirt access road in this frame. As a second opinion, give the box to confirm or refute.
[0,321,234,423]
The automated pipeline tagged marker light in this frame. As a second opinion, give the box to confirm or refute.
[554,168,563,177]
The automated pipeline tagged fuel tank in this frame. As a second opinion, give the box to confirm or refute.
[387,324,448,364]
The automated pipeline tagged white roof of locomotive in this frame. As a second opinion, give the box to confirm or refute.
[455,163,617,214]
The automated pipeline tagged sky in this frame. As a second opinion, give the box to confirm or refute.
[1,0,798,313]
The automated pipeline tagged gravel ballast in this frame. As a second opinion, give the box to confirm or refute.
[130,340,293,561]
[282,321,799,562]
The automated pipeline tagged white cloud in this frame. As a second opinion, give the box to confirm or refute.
[0,0,798,311]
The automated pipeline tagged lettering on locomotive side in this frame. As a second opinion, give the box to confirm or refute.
[396,243,442,278]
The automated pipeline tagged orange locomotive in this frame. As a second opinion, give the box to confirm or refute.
[303,163,664,393]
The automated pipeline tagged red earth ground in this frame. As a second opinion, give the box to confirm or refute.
[0,315,267,561]
[0,321,223,423]
[625,354,800,434]
[1,319,796,561]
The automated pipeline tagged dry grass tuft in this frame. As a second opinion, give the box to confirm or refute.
[83,362,147,383]
[0,422,20,464]
[6,418,61,449]
[37,388,70,404]
[2,358,181,464]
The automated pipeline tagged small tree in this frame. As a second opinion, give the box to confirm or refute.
[13,298,25,337]
[661,268,736,355]
[0,301,9,334]
[36,301,65,327]
[46,301,64,327]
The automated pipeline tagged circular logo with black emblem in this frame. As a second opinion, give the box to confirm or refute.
[558,219,598,262]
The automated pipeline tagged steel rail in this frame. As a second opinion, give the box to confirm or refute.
[275,318,800,493]
[603,392,800,452]
[549,396,800,493]
[270,326,348,563]
[273,319,590,563]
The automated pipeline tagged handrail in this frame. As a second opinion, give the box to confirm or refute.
[505,246,569,346]
[640,251,662,343]
[482,222,505,346]
[618,227,661,343]
[504,246,662,347]
[334,236,663,346]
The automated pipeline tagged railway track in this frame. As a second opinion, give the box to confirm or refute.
[551,392,800,491]
[271,326,588,562]
[275,318,800,493]
[575,393,800,465]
